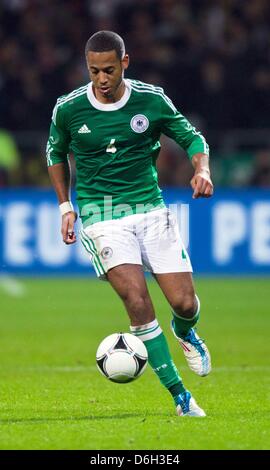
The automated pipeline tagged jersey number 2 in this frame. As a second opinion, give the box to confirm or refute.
[106,138,117,154]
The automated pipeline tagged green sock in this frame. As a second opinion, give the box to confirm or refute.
[130,319,185,399]
[172,294,200,338]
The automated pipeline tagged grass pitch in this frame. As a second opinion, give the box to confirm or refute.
[0,277,269,450]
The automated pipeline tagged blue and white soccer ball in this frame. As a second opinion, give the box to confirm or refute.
[96,333,148,383]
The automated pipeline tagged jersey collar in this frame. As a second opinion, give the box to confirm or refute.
[87,79,131,111]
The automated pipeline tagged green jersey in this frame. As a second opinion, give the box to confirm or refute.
[46,79,209,225]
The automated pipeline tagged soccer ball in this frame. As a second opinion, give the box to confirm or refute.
[96,333,148,383]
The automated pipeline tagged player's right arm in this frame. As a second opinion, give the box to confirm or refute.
[46,102,77,245]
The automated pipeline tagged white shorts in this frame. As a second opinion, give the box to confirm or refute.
[80,208,192,279]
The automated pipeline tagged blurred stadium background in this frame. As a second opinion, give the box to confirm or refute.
[0,0,269,451]
[0,0,270,276]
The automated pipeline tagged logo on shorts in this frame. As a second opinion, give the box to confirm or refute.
[181,249,187,261]
[101,247,113,259]
[130,114,149,133]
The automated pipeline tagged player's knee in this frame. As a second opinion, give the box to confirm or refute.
[124,292,153,323]
[171,293,196,319]
[128,294,149,315]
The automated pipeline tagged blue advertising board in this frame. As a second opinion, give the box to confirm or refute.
[0,188,269,275]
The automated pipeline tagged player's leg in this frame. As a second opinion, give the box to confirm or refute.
[154,271,198,332]
[107,264,204,416]
[107,264,155,325]
[138,208,211,379]
[81,216,205,416]
[153,271,211,377]
[107,263,184,391]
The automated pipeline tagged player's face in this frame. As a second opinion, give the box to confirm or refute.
[86,50,129,102]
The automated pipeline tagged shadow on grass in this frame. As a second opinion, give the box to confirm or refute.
[0,412,170,424]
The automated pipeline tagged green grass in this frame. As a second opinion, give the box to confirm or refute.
[0,277,269,450]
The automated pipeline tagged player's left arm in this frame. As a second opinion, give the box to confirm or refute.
[159,93,214,199]
[190,153,213,199]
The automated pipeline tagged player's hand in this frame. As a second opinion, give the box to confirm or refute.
[190,170,214,199]
[61,211,77,244]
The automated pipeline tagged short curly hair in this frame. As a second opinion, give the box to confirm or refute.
[85,31,125,60]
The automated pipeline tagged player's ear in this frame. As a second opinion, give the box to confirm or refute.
[122,54,129,70]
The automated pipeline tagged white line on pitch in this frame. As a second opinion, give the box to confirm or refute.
[0,365,269,373]
[0,275,26,297]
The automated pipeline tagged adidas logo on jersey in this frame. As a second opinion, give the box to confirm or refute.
[78,124,91,133]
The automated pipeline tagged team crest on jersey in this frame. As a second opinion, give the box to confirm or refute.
[130,114,149,133]
[101,247,113,260]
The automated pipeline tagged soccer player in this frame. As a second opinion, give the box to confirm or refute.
[46,31,214,417]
